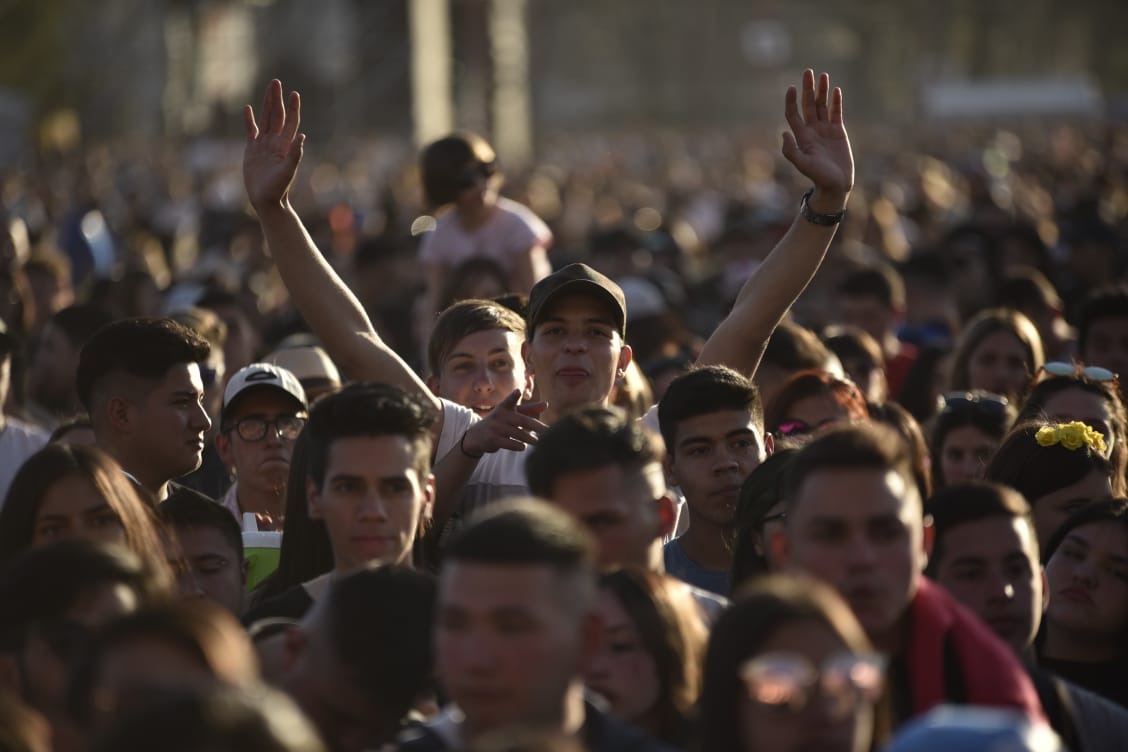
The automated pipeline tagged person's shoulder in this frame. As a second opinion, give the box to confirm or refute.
[242,584,314,627]
[165,482,218,506]
[495,197,552,241]
[0,417,50,443]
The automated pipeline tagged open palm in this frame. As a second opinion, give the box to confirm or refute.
[243,79,305,210]
[782,70,854,198]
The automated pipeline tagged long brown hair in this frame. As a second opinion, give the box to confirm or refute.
[0,444,173,588]
[599,567,707,745]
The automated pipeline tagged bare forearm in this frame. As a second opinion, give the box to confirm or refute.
[255,201,438,407]
[431,443,479,529]
[698,187,847,377]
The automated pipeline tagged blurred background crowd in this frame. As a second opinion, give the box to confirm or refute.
[1,0,1127,409]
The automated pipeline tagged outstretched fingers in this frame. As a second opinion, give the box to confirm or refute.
[282,91,301,144]
[784,85,803,135]
[815,72,830,123]
[243,105,259,141]
[799,69,817,127]
[829,87,844,125]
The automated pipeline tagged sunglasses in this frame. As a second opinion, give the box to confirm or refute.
[455,160,497,190]
[1039,361,1119,385]
[775,417,842,438]
[740,650,885,719]
[937,391,1010,418]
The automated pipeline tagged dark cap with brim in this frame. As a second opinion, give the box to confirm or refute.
[526,263,627,337]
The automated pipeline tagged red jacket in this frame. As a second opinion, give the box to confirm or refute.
[904,578,1045,721]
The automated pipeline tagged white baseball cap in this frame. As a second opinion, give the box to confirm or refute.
[222,363,307,423]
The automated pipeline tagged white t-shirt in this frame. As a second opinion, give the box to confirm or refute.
[419,197,552,274]
[439,400,688,530]
[438,399,531,517]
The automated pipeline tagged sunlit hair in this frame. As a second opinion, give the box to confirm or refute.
[427,298,526,379]
[698,574,873,752]
[597,567,707,745]
[764,369,869,437]
[420,131,499,208]
[611,360,655,422]
[948,308,1044,395]
[0,444,173,587]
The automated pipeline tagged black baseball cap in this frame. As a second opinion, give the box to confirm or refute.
[526,263,627,337]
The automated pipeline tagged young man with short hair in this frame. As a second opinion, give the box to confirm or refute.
[263,564,436,752]
[76,317,214,503]
[160,488,248,616]
[526,405,674,572]
[398,498,672,751]
[657,365,772,596]
[925,482,1128,751]
[215,362,308,529]
[773,424,1044,727]
[243,382,436,621]
[241,70,854,519]
[425,299,531,417]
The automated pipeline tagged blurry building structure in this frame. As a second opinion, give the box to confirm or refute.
[0,0,1126,159]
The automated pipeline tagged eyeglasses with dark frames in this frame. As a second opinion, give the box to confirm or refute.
[225,415,307,442]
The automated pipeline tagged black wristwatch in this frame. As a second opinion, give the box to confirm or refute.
[800,188,846,226]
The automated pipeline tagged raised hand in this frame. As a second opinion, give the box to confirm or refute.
[243,79,304,210]
[781,69,854,210]
[460,389,549,457]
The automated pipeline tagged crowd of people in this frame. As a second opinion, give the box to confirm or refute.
[0,66,1126,751]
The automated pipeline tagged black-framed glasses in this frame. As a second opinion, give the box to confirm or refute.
[740,650,885,719]
[938,391,1010,418]
[226,415,306,442]
[1039,361,1119,385]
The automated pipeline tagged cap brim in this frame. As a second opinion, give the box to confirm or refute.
[529,279,625,335]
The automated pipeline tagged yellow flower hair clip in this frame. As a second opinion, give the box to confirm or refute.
[1035,421,1107,453]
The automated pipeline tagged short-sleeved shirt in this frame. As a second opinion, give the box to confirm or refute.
[662,538,732,597]
[419,197,552,273]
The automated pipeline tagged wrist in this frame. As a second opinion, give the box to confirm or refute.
[805,186,849,215]
[459,432,483,460]
[800,187,848,226]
